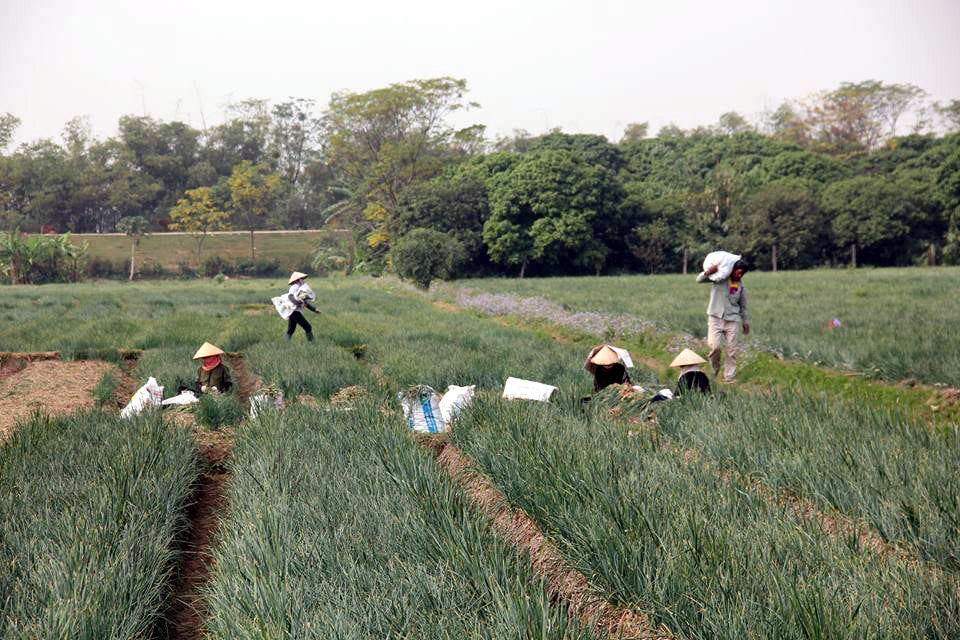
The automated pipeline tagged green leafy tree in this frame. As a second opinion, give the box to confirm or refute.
[116,215,151,280]
[0,113,21,151]
[169,186,231,266]
[733,178,824,271]
[938,148,960,263]
[227,160,283,259]
[484,149,622,277]
[321,77,479,256]
[391,228,464,289]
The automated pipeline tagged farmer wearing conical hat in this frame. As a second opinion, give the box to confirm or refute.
[584,344,631,392]
[193,342,232,394]
[285,271,319,342]
[669,348,710,395]
[696,258,750,382]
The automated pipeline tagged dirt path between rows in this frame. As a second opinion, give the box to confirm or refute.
[420,437,674,640]
[154,353,258,640]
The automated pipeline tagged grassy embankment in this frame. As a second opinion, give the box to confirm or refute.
[56,229,321,271]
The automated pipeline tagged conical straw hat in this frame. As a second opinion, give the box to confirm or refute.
[288,271,308,285]
[589,345,621,366]
[669,348,707,368]
[193,342,225,360]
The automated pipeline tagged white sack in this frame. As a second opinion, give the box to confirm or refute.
[294,283,316,302]
[609,346,634,369]
[272,295,298,320]
[398,386,449,434]
[161,390,199,406]
[502,377,557,402]
[702,251,742,282]
[121,377,164,419]
[439,385,476,424]
[250,391,285,420]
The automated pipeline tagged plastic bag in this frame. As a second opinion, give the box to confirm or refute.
[398,385,448,433]
[161,390,199,406]
[121,377,164,418]
[250,390,285,420]
[439,385,475,424]
[502,377,557,402]
[272,295,298,320]
[702,251,741,282]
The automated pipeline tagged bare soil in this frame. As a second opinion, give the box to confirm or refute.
[420,436,673,640]
[0,357,119,440]
[155,433,232,640]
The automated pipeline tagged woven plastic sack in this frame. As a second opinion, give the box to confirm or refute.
[439,385,475,424]
[398,385,448,433]
[702,251,741,282]
[294,283,316,302]
[121,377,164,419]
[250,390,285,420]
[272,295,297,320]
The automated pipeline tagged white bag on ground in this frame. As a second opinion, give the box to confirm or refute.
[161,390,199,406]
[272,295,298,320]
[398,385,448,433]
[502,377,557,402]
[439,385,476,424]
[250,390,285,420]
[121,377,164,418]
[702,251,742,282]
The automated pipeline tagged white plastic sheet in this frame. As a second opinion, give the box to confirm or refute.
[121,377,164,419]
[702,251,742,282]
[439,385,475,424]
[502,377,557,402]
[161,390,199,406]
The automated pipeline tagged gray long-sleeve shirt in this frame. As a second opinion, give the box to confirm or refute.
[696,272,748,323]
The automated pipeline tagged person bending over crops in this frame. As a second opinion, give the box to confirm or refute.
[584,345,631,392]
[286,271,320,342]
[193,342,232,394]
[696,258,750,382]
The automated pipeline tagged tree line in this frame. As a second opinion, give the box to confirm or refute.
[1,78,959,285]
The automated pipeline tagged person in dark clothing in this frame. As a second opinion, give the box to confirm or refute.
[584,345,631,392]
[192,342,233,394]
[285,271,320,342]
[669,348,711,396]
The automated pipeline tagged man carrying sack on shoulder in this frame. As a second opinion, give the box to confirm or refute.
[696,257,750,383]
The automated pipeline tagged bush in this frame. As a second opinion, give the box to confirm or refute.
[177,261,197,279]
[86,257,124,279]
[234,257,280,277]
[140,261,168,279]
[202,255,233,277]
[391,228,464,289]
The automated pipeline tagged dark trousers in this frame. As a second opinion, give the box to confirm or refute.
[287,310,312,337]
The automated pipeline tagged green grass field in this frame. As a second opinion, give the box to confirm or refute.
[55,229,322,270]
[0,275,956,638]
[460,267,960,384]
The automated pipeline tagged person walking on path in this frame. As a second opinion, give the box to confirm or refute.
[285,271,319,342]
[696,259,750,382]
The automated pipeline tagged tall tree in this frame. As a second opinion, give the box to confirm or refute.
[822,176,912,267]
[620,122,649,143]
[734,178,823,271]
[116,215,151,280]
[227,160,282,259]
[321,77,479,252]
[0,113,22,151]
[168,186,231,266]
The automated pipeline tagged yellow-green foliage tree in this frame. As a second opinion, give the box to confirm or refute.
[168,186,231,266]
[227,160,283,259]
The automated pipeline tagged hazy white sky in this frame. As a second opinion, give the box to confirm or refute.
[2,0,959,146]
